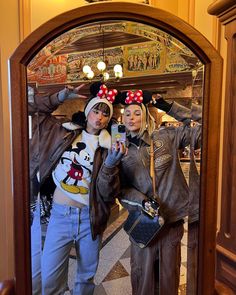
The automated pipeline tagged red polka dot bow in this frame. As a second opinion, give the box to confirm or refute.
[125,90,143,104]
[97,84,118,103]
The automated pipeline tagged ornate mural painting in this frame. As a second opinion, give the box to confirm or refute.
[27,21,196,86]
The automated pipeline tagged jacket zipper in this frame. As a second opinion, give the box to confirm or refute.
[129,141,154,196]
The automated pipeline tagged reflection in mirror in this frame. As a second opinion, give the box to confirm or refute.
[187,66,203,295]
[27,20,203,294]
[28,85,42,294]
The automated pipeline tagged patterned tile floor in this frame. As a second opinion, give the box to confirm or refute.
[67,209,188,295]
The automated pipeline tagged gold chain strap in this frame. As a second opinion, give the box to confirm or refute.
[150,139,156,197]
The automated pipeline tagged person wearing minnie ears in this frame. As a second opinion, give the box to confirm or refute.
[98,90,191,295]
[29,82,125,295]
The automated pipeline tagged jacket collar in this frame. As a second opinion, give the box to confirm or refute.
[141,130,151,145]
[97,129,111,149]
[127,130,151,147]
[62,122,82,131]
[62,122,111,149]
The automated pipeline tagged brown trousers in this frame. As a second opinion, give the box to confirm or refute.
[186,221,199,295]
[130,221,184,295]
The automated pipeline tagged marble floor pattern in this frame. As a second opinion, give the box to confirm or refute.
[66,209,188,295]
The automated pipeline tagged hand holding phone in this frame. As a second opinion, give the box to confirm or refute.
[111,124,126,148]
[104,124,126,167]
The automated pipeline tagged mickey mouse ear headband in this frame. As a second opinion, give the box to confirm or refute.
[84,82,121,120]
[118,89,152,106]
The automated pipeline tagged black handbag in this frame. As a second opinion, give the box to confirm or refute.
[123,139,165,248]
[123,209,164,248]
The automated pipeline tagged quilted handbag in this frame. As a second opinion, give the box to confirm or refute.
[123,209,164,248]
[123,138,165,248]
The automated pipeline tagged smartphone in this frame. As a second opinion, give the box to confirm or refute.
[111,124,126,148]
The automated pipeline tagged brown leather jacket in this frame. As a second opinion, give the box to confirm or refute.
[99,102,201,223]
[28,92,120,238]
[188,103,202,223]
[98,102,191,223]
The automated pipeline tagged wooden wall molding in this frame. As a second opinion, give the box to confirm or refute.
[19,0,31,41]
[188,0,195,26]
[0,279,15,295]
[208,0,236,24]
[208,1,236,293]
[212,18,221,51]
[208,0,236,13]
[215,280,235,295]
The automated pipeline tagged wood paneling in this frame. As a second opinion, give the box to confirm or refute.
[30,71,200,96]
[0,280,15,295]
[58,31,149,54]
[208,1,236,293]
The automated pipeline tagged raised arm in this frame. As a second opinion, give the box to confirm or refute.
[28,84,87,115]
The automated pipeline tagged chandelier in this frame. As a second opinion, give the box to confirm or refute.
[82,25,123,82]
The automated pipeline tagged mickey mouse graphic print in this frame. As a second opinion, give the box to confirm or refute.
[52,130,99,205]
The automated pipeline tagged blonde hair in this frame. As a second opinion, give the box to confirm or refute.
[125,103,155,138]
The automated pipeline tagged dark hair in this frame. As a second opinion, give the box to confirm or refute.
[71,111,86,127]
[90,81,103,98]
[93,102,110,115]
[72,102,110,128]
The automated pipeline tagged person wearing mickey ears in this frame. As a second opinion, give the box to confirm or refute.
[29,82,125,295]
[97,90,191,295]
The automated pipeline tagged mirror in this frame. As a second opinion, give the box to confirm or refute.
[9,3,222,294]
[27,19,204,294]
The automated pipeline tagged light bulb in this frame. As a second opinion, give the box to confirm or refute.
[97,61,106,71]
[83,65,91,74]
[192,69,197,78]
[115,71,123,78]
[87,70,94,79]
[113,64,122,73]
[103,72,109,81]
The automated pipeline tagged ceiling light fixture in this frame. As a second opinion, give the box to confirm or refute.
[82,25,123,82]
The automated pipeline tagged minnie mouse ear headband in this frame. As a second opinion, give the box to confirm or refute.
[84,82,120,120]
[118,89,152,106]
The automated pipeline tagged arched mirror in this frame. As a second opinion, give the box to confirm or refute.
[9,3,222,295]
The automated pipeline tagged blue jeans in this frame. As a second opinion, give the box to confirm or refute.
[31,204,42,295]
[41,202,101,295]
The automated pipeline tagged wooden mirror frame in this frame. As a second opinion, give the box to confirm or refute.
[9,3,222,294]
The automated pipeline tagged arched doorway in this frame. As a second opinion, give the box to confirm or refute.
[9,3,222,294]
